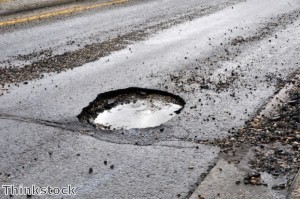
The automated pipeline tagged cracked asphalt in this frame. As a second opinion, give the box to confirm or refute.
[0,0,299,198]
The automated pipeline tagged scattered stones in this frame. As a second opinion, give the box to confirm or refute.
[272,183,286,190]
[0,2,241,91]
[243,171,263,186]
[197,195,205,199]
[212,76,300,188]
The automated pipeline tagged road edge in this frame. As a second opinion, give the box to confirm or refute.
[288,170,300,199]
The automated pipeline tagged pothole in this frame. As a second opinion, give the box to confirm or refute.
[78,87,185,130]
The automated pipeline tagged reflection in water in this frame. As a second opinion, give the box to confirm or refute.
[94,99,182,130]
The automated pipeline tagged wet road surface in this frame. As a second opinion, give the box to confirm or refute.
[0,0,300,198]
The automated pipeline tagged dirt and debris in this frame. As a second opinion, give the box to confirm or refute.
[164,10,300,94]
[0,31,143,87]
[0,2,239,90]
[243,171,267,186]
[211,76,300,188]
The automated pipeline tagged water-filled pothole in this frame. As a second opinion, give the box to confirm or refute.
[78,87,185,130]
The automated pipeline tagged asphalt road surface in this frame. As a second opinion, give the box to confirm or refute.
[0,0,300,198]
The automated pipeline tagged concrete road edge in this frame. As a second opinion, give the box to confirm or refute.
[288,170,300,199]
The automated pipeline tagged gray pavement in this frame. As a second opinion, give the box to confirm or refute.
[0,0,300,198]
[0,119,218,199]
[289,170,300,199]
[190,159,287,199]
[0,0,85,15]
[0,0,243,68]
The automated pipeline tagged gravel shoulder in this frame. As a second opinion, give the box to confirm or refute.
[191,73,300,199]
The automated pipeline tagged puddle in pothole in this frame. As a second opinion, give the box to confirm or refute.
[78,87,185,130]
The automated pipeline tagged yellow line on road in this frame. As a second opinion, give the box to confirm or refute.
[0,0,128,27]
[0,0,11,3]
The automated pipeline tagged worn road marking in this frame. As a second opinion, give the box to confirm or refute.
[0,0,11,3]
[0,0,128,27]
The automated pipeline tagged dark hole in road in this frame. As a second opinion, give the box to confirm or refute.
[78,87,185,130]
